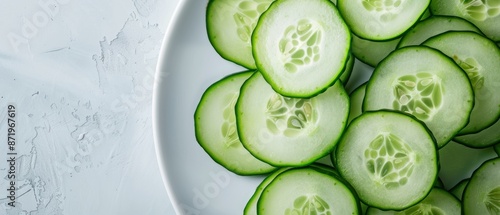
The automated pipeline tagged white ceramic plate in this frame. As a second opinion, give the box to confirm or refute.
[153,0,498,214]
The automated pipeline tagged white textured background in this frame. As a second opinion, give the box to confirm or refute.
[0,0,179,214]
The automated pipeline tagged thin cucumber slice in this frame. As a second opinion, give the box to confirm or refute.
[252,0,350,97]
[336,110,438,210]
[450,178,469,200]
[257,167,360,215]
[454,118,500,148]
[398,15,483,48]
[244,167,291,215]
[463,157,500,214]
[337,0,430,41]
[348,82,367,124]
[236,72,349,166]
[365,188,461,215]
[194,71,276,175]
[363,46,474,147]
[423,31,500,135]
[351,34,400,67]
[206,0,274,69]
[430,0,500,41]
[339,52,355,85]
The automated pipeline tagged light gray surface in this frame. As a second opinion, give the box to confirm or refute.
[0,0,179,214]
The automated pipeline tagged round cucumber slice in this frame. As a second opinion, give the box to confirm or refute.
[257,167,360,215]
[337,0,430,41]
[363,46,474,148]
[463,157,500,215]
[194,71,276,175]
[206,0,274,69]
[336,110,438,210]
[454,118,500,148]
[244,167,291,215]
[365,188,461,214]
[430,0,500,42]
[398,15,483,48]
[252,0,350,97]
[348,82,367,124]
[339,52,355,85]
[423,31,500,135]
[236,72,349,167]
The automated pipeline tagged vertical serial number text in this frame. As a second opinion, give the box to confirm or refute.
[6,104,17,207]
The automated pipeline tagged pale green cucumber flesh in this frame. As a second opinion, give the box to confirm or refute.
[398,15,483,48]
[257,168,360,215]
[463,158,500,215]
[194,71,276,175]
[244,167,291,215]
[430,0,500,42]
[336,110,438,210]
[454,118,500,148]
[363,46,474,148]
[206,0,274,69]
[366,188,461,214]
[236,72,349,166]
[252,0,350,97]
[423,31,500,135]
[338,0,430,40]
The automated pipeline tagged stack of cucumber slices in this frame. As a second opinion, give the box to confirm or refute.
[196,0,500,214]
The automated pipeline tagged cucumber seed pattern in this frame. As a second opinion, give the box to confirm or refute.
[266,94,317,137]
[398,204,445,215]
[364,133,415,189]
[285,195,332,215]
[362,0,404,22]
[460,0,500,21]
[452,55,484,90]
[221,92,240,148]
[485,187,500,215]
[393,73,443,121]
[279,19,322,73]
[233,0,274,42]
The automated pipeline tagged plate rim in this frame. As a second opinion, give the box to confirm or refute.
[152,0,190,214]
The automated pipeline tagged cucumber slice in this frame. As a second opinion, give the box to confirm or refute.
[336,110,438,210]
[423,31,500,135]
[365,188,461,215]
[206,0,274,69]
[463,157,500,215]
[244,167,291,215]
[339,52,355,85]
[430,0,500,42]
[450,178,469,200]
[348,82,366,124]
[337,0,430,41]
[454,118,500,148]
[257,167,360,215]
[236,72,349,166]
[252,0,350,97]
[398,15,483,48]
[194,71,276,175]
[351,34,401,67]
[363,46,474,147]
